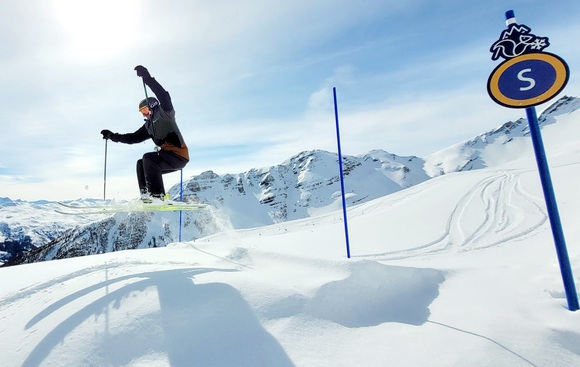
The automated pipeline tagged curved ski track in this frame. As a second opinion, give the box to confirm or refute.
[361,171,548,260]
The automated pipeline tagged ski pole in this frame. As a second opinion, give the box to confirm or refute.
[103,138,108,201]
[142,78,149,101]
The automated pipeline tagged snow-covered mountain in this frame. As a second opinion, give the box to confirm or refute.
[3,96,580,265]
[175,149,429,227]
[424,95,580,175]
[0,199,104,263]
[6,149,429,265]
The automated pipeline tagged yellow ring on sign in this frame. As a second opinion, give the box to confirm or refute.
[487,52,569,108]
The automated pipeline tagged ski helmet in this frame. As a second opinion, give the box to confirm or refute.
[138,97,159,111]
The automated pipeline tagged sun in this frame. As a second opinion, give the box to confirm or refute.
[53,0,141,60]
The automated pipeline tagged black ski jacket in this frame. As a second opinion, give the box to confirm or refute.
[109,77,189,160]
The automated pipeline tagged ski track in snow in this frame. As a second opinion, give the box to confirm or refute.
[358,170,547,260]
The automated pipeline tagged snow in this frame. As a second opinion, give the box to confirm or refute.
[1,106,580,366]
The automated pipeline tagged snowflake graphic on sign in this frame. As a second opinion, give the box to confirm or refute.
[490,23,550,61]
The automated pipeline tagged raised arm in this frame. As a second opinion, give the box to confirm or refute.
[134,65,174,112]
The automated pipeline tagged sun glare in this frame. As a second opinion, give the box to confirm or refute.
[53,0,141,61]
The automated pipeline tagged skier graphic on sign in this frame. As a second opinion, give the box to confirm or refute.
[490,23,550,61]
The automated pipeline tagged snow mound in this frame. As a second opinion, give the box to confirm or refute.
[305,261,444,327]
[1,247,444,367]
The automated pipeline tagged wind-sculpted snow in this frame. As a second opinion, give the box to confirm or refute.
[0,246,444,366]
[303,261,444,327]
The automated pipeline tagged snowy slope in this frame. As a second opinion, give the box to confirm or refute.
[0,99,579,366]
[2,96,580,267]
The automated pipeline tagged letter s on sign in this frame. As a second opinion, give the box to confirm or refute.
[518,68,536,91]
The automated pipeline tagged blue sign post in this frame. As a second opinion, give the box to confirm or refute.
[487,10,578,311]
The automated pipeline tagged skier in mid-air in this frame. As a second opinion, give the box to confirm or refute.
[101,65,189,202]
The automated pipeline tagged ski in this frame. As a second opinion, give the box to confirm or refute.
[55,201,206,215]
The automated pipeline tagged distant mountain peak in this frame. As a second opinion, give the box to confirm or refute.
[174,148,429,229]
[539,95,579,119]
[424,96,580,176]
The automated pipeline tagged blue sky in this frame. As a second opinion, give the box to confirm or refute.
[2,0,580,201]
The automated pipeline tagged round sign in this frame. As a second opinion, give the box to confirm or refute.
[487,52,569,108]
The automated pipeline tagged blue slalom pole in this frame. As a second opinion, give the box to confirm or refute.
[525,107,579,311]
[333,87,351,258]
[179,169,183,242]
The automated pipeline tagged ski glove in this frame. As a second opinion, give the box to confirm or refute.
[134,65,151,79]
[101,129,116,141]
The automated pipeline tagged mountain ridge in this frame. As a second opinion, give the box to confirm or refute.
[3,95,579,265]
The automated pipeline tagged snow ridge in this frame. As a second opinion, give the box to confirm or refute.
[176,149,428,226]
[424,95,580,176]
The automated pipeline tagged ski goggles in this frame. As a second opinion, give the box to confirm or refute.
[139,105,150,115]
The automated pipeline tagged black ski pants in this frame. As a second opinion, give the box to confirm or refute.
[137,150,188,197]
